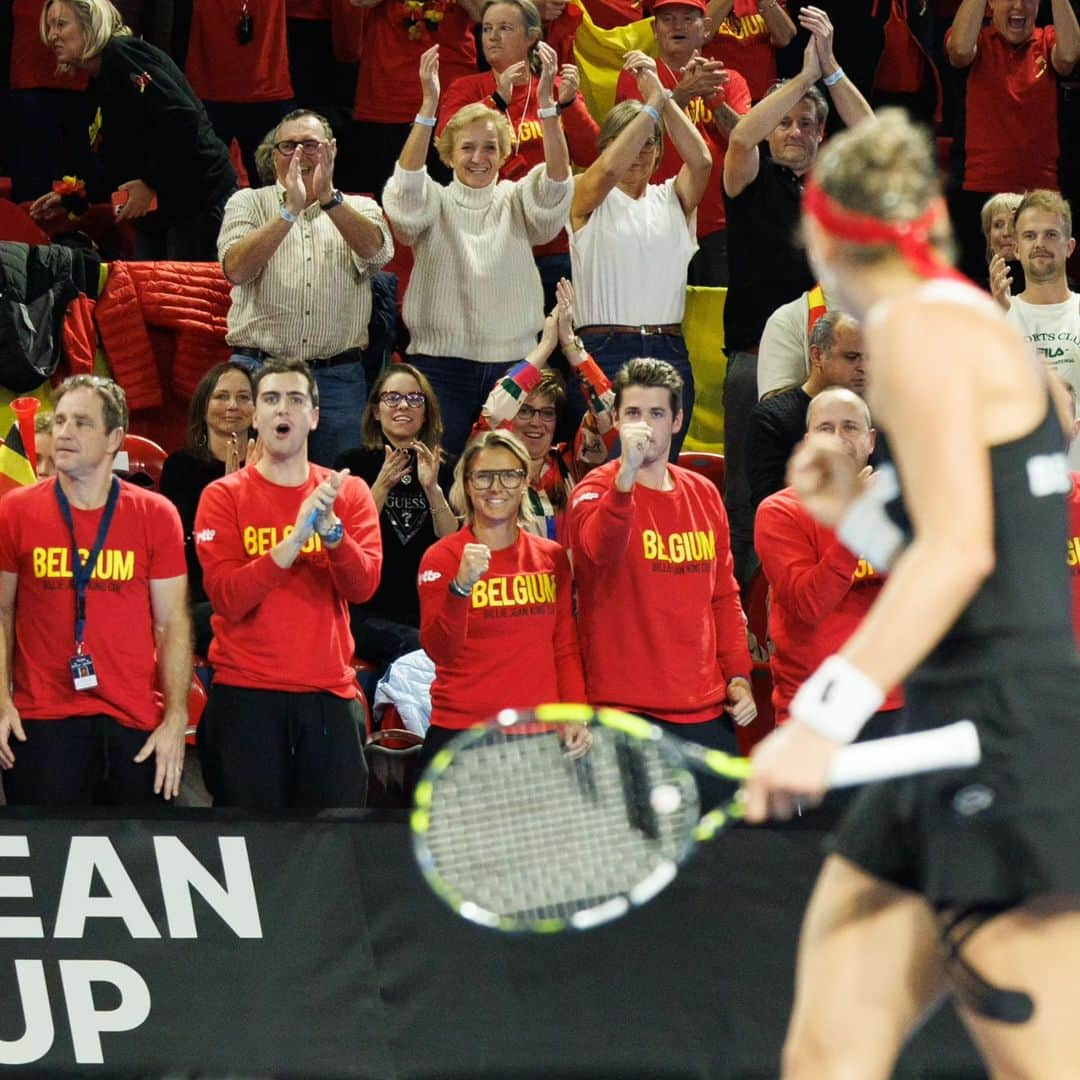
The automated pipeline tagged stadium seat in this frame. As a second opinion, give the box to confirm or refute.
[365,704,423,809]
[117,433,168,490]
[184,672,207,748]
[678,451,725,494]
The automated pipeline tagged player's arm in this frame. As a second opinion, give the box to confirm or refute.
[831,306,996,692]
[745,305,1001,821]
[136,575,192,800]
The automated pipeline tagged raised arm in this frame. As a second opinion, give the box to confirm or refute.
[536,41,571,182]
[800,6,873,129]
[619,51,714,215]
[571,55,669,228]
[399,44,441,172]
[724,41,820,197]
[758,0,797,46]
[944,0,986,68]
[1052,0,1080,74]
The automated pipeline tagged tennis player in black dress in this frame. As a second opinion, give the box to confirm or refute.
[744,109,1080,1078]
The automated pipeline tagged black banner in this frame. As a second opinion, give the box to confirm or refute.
[0,812,985,1079]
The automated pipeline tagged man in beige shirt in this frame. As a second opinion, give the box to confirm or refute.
[218,108,393,466]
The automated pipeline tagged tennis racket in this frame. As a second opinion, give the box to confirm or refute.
[411,704,980,933]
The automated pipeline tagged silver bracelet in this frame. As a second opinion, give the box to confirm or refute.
[413,114,437,127]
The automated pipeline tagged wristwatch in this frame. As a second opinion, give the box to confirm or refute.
[319,189,344,212]
[318,518,345,545]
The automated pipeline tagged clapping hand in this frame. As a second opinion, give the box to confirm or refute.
[557,64,580,106]
[799,6,837,74]
[623,50,663,100]
[536,41,560,108]
[419,43,440,109]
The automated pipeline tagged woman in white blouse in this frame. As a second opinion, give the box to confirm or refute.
[569,50,711,459]
[383,42,573,457]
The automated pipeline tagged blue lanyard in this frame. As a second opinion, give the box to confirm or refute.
[54,477,121,648]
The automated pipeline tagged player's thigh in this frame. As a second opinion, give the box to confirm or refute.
[955,893,1080,1080]
[784,854,949,1080]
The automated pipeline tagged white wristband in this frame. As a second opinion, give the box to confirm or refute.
[413,114,437,127]
[537,104,558,119]
[279,205,298,224]
[823,67,846,87]
[835,468,905,571]
[791,655,885,745]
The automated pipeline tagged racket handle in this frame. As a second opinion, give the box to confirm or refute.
[828,720,980,788]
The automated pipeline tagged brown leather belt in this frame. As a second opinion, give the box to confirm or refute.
[576,323,683,337]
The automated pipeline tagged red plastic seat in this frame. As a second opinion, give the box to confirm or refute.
[184,673,207,747]
[678,451,726,494]
[118,433,168,490]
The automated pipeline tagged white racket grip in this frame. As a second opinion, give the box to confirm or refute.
[827,721,981,789]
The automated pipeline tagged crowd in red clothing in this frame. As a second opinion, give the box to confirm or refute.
[1,0,1079,809]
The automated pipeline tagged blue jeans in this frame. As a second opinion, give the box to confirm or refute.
[577,331,696,462]
[229,354,367,468]
[408,354,509,458]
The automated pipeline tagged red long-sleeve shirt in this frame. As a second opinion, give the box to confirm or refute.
[195,465,382,697]
[755,485,902,724]
[567,461,750,723]
[418,527,586,729]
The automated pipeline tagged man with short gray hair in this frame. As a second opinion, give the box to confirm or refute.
[218,108,394,467]
[745,310,866,512]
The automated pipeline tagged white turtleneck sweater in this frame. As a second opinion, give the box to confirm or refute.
[382,162,572,364]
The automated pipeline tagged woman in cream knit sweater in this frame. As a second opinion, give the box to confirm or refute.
[382,42,573,457]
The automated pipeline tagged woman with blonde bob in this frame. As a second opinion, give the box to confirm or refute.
[416,430,586,769]
[30,0,235,259]
[745,109,1080,1078]
[382,41,573,458]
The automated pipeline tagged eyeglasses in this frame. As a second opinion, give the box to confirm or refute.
[518,404,557,422]
[380,391,426,409]
[468,469,527,490]
[274,139,323,156]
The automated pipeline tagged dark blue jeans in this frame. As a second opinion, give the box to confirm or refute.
[577,330,696,462]
[408,353,509,458]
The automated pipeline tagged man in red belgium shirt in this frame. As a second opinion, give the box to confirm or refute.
[567,357,755,792]
[195,358,382,810]
[754,387,903,736]
[615,0,751,286]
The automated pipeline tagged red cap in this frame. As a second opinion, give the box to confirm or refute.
[650,0,708,13]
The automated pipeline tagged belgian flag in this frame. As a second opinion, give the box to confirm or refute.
[0,423,37,498]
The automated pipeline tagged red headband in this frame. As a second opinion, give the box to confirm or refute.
[802,177,964,283]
